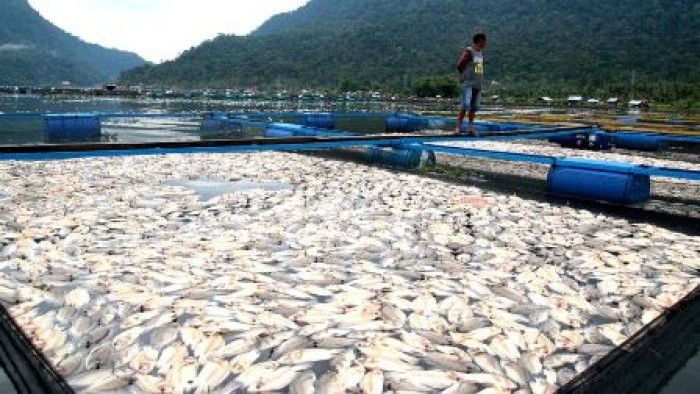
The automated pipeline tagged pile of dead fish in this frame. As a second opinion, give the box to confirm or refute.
[0,152,698,393]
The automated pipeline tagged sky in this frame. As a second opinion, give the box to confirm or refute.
[28,0,309,63]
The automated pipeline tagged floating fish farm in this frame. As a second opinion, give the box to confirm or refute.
[0,111,699,394]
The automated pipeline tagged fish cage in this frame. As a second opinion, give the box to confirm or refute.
[0,110,699,393]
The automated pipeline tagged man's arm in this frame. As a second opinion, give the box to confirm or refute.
[457,50,471,73]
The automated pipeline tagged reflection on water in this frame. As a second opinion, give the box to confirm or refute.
[0,95,447,145]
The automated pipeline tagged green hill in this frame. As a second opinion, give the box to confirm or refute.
[0,0,145,86]
[120,0,699,99]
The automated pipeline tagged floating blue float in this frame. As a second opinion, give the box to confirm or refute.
[586,132,613,150]
[301,113,335,129]
[44,114,101,143]
[547,158,650,204]
[200,112,229,132]
[364,147,422,169]
[549,132,612,151]
[548,133,589,149]
[264,128,296,138]
[613,133,666,151]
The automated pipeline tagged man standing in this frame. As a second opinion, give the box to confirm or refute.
[456,33,487,136]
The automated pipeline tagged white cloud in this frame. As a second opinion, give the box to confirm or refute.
[28,0,309,63]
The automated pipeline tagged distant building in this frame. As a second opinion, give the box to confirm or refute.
[607,97,619,105]
[587,98,600,104]
[540,96,553,104]
[568,96,583,105]
[61,81,71,87]
[629,100,649,109]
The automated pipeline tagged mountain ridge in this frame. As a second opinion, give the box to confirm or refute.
[0,0,145,86]
[120,0,699,96]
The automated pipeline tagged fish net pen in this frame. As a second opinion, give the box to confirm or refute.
[0,117,699,393]
[559,284,700,394]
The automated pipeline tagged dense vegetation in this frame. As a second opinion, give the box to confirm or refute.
[121,0,699,103]
[0,0,145,86]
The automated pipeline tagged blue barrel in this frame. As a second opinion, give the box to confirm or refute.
[302,113,335,129]
[548,133,589,149]
[264,128,296,138]
[200,113,228,132]
[613,133,666,151]
[587,133,613,151]
[44,114,101,143]
[365,147,422,169]
[547,158,650,204]
[201,119,225,132]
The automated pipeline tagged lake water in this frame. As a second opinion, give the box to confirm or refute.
[0,95,455,145]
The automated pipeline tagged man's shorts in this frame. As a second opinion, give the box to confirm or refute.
[460,85,482,112]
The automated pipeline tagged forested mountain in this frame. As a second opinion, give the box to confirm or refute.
[121,0,699,95]
[0,0,145,86]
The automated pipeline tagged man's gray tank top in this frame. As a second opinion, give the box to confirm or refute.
[460,47,484,89]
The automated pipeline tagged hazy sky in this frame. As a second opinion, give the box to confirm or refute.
[28,0,309,63]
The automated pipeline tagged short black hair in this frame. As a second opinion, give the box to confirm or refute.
[473,33,487,44]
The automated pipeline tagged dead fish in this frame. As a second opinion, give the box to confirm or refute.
[360,369,384,394]
[290,370,316,394]
[150,324,179,350]
[520,352,542,375]
[128,346,158,374]
[65,288,90,309]
[193,357,231,394]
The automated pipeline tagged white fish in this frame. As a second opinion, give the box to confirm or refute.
[271,336,309,359]
[218,337,260,358]
[55,351,85,376]
[442,382,479,394]
[133,374,176,394]
[473,352,503,375]
[129,346,158,374]
[65,288,90,309]
[490,335,521,360]
[454,373,517,390]
[252,365,308,392]
[112,326,145,351]
[181,326,204,350]
[194,334,224,362]
[520,352,543,375]
[230,349,261,373]
[150,324,179,350]
[360,369,384,394]
[157,343,188,375]
[85,344,113,371]
[172,357,199,392]
[235,361,279,387]
[193,357,231,394]
[289,370,316,394]
[411,292,438,315]
[503,360,528,386]
[67,370,115,389]
[530,378,557,394]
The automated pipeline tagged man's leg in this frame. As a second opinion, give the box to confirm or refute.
[456,108,467,133]
[468,111,476,136]
[467,88,481,137]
